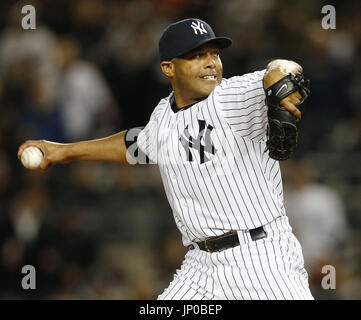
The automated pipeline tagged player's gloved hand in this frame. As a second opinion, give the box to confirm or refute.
[264,72,310,161]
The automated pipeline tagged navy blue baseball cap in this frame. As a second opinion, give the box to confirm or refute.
[159,18,232,62]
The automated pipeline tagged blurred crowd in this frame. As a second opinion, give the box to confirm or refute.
[0,0,360,299]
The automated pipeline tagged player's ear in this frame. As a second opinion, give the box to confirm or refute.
[160,61,175,78]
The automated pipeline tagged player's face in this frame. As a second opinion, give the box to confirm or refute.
[171,43,223,106]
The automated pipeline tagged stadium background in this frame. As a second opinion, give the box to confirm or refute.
[0,0,360,299]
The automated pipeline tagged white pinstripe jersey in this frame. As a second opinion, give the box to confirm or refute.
[137,70,286,246]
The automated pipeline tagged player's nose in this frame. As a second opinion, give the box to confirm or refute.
[204,53,217,69]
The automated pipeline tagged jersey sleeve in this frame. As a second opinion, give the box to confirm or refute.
[217,70,267,142]
[135,106,161,164]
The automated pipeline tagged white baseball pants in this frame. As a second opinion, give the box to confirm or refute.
[158,216,314,300]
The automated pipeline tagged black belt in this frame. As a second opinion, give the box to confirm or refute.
[190,226,267,253]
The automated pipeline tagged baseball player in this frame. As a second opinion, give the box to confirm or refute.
[18,18,313,300]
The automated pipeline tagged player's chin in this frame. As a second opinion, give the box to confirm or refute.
[193,89,213,101]
[197,80,218,94]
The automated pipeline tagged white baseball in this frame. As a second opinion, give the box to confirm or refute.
[21,147,44,169]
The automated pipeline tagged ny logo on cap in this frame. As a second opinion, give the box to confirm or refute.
[190,20,207,35]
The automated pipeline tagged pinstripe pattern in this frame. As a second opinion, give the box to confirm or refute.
[158,216,313,300]
[138,70,286,244]
[137,69,313,300]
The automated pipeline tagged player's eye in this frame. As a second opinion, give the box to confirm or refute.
[193,53,203,59]
[190,51,219,59]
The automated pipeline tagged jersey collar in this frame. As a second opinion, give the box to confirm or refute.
[169,92,197,114]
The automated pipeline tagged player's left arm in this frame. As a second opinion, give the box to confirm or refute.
[216,59,309,144]
[262,59,311,160]
[263,59,305,119]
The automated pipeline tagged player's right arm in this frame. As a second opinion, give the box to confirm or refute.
[18,98,163,170]
[17,130,130,170]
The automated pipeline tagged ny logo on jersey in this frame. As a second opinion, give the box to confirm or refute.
[179,119,217,164]
[190,21,207,35]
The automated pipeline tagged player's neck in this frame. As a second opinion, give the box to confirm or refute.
[173,91,204,109]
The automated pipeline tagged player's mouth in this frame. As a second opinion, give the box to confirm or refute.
[199,75,218,82]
